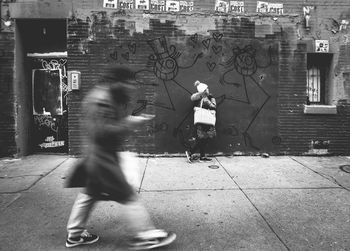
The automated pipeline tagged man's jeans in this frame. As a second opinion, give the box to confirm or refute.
[67,192,155,238]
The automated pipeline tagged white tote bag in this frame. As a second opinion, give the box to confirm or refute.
[194,99,216,126]
[119,151,143,190]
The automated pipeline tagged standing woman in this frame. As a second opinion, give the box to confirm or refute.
[186,80,217,162]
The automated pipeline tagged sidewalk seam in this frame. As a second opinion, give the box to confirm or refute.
[138,157,149,194]
[289,157,350,192]
[3,157,70,194]
[139,186,343,193]
[215,157,291,251]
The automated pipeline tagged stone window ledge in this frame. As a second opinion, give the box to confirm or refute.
[303,105,337,114]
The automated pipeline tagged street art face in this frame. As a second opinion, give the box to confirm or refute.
[147,37,184,80]
[233,46,258,76]
[154,57,178,80]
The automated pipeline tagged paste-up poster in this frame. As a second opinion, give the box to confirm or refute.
[136,0,149,10]
[268,3,283,15]
[150,0,165,11]
[215,0,229,12]
[257,1,269,13]
[119,0,135,9]
[103,0,118,9]
[179,1,194,12]
[315,40,329,52]
[229,1,244,13]
[166,0,180,12]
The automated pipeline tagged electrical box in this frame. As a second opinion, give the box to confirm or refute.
[68,71,81,90]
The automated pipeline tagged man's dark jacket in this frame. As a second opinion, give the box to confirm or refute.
[65,86,134,203]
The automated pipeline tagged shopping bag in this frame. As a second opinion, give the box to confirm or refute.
[193,99,216,126]
[119,151,143,190]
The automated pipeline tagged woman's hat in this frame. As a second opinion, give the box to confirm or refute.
[194,80,208,93]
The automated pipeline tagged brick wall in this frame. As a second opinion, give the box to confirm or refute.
[277,2,350,155]
[0,32,15,157]
[63,0,350,155]
[1,0,350,156]
[66,12,281,155]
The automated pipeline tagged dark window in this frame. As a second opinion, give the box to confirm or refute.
[306,53,333,105]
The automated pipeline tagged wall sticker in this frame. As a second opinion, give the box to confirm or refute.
[103,0,118,9]
[257,1,283,15]
[315,40,329,53]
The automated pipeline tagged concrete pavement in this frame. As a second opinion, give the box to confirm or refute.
[0,154,350,250]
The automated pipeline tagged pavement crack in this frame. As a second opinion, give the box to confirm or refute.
[0,193,21,211]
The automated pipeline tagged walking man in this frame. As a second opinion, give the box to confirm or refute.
[65,67,176,250]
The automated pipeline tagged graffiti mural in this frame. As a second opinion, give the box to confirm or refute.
[83,15,280,153]
[219,44,273,149]
[133,35,203,111]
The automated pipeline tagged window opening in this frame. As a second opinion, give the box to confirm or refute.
[307,66,320,103]
[306,53,332,105]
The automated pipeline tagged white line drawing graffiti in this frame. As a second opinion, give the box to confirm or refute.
[39,58,69,95]
[133,35,203,112]
[34,115,58,133]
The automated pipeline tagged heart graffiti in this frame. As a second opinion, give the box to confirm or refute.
[206,61,216,71]
[122,52,129,61]
[128,43,136,54]
[212,45,222,54]
[213,32,223,42]
[202,38,211,49]
[190,33,198,44]
[110,51,118,60]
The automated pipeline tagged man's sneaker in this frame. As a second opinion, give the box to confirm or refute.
[66,231,99,248]
[185,151,192,163]
[128,230,176,250]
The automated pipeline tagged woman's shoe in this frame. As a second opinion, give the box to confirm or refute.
[199,157,212,161]
[185,151,192,163]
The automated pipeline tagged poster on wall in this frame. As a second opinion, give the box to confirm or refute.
[150,0,165,11]
[179,1,194,12]
[256,1,269,13]
[257,1,283,14]
[215,0,229,12]
[119,0,135,9]
[315,40,329,52]
[166,0,180,12]
[268,3,283,14]
[136,0,150,10]
[229,1,244,13]
[103,0,118,9]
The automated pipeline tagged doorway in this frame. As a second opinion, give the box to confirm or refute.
[15,19,68,155]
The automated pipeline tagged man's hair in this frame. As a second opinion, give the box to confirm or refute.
[100,66,136,84]
[110,85,131,105]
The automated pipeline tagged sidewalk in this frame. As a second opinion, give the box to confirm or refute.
[0,154,350,250]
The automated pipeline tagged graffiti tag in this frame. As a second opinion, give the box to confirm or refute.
[39,141,65,148]
[34,116,58,133]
